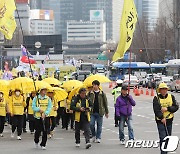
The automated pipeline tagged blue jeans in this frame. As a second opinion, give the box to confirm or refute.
[157,123,172,154]
[119,115,134,141]
[90,113,103,139]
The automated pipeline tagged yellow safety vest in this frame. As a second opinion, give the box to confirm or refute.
[35,98,49,118]
[75,99,90,122]
[28,98,34,115]
[50,99,58,117]
[11,95,26,115]
[0,99,6,116]
[157,94,174,120]
[60,100,65,107]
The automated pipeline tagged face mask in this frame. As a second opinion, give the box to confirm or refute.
[15,91,20,96]
[0,94,3,98]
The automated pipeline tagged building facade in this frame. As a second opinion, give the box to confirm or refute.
[135,0,159,31]
[67,21,106,42]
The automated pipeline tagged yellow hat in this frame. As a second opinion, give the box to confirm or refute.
[157,83,168,93]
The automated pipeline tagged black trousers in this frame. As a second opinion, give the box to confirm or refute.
[64,112,74,130]
[28,114,35,132]
[75,119,90,144]
[48,116,56,134]
[56,107,66,128]
[0,116,5,134]
[23,114,27,130]
[12,115,23,136]
[34,117,50,147]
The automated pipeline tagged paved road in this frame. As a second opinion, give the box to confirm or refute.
[0,85,179,154]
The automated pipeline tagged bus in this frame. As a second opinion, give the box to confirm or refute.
[166,59,180,76]
[109,62,166,80]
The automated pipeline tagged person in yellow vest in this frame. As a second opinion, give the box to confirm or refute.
[70,88,92,149]
[153,83,179,154]
[47,90,58,138]
[9,89,26,140]
[64,98,74,130]
[32,87,52,150]
[56,99,66,129]
[26,91,36,134]
[0,92,9,137]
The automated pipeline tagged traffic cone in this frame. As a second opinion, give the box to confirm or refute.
[140,87,144,94]
[109,82,113,88]
[151,88,154,96]
[135,87,140,96]
[146,88,149,95]
[133,86,136,93]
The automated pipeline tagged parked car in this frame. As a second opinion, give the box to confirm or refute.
[169,74,180,92]
[122,75,139,88]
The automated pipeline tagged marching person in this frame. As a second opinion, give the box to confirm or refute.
[56,100,66,129]
[153,83,179,154]
[9,89,26,140]
[88,80,109,143]
[71,88,92,149]
[115,85,136,145]
[47,90,58,138]
[26,91,36,134]
[32,87,52,150]
[112,80,123,127]
[0,92,9,137]
[64,99,74,130]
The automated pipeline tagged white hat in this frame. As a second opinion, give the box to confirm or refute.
[116,80,123,84]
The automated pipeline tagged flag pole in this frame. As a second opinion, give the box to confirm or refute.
[128,48,132,94]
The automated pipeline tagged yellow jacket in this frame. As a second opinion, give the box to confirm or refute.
[50,98,58,117]
[27,97,34,115]
[9,95,26,115]
[60,100,65,107]
[0,98,7,116]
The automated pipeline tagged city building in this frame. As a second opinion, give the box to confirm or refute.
[29,10,55,35]
[15,0,30,35]
[67,21,106,42]
[134,0,159,31]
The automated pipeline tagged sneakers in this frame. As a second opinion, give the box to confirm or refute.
[0,133,3,137]
[91,137,96,143]
[96,138,101,143]
[17,136,21,140]
[75,143,80,147]
[48,134,52,139]
[86,143,92,149]
[41,146,46,150]
[11,133,15,138]
[120,140,125,145]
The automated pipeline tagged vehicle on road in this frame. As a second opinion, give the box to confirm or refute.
[169,74,180,92]
[157,76,173,89]
[109,62,166,81]
[122,75,139,88]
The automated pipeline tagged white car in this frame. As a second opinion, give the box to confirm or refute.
[169,74,180,92]
[157,76,173,89]
[122,75,139,88]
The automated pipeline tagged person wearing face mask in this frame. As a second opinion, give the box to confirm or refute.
[32,87,52,150]
[115,85,136,145]
[9,89,26,140]
[26,91,36,134]
[0,92,9,137]
[47,90,58,139]
[153,83,179,154]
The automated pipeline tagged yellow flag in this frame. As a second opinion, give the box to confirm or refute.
[112,0,138,62]
[0,0,16,40]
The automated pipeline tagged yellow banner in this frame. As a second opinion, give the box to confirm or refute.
[112,0,138,62]
[0,0,16,40]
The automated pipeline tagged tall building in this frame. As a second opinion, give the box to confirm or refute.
[15,0,30,35]
[67,21,106,42]
[30,10,55,35]
[135,0,159,31]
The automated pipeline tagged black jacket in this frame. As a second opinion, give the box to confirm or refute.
[153,93,179,125]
